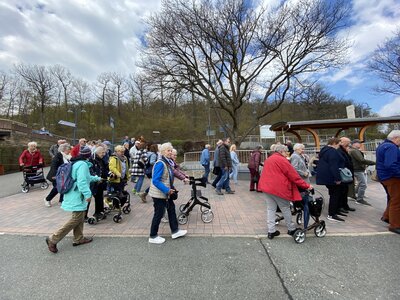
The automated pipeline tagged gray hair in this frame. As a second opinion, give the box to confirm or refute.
[293,143,305,151]
[274,144,288,153]
[58,143,71,153]
[95,145,105,154]
[159,142,173,155]
[387,130,400,140]
[28,141,37,148]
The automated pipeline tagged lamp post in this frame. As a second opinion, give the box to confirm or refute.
[68,107,85,145]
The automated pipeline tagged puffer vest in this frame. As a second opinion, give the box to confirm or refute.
[148,160,171,199]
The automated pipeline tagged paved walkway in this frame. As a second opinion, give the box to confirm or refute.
[0,171,391,237]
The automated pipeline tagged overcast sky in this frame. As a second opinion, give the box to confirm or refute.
[1,0,400,116]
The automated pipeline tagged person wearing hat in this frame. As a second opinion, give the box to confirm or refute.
[46,146,101,253]
[349,139,375,206]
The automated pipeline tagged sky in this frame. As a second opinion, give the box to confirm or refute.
[1,0,400,117]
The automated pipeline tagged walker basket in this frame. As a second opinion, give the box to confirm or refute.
[308,196,323,218]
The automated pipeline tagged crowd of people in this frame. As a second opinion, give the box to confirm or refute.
[17,129,400,252]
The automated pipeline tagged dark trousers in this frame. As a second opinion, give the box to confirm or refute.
[212,167,222,187]
[150,198,179,238]
[249,168,260,191]
[326,184,341,216]
[45,181,64,203]
[339,184,350,210]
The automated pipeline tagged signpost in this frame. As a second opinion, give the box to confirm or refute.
[346,105,356,119]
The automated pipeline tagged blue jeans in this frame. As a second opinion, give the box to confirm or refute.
[301,192,311,229]
[202,163,210,182]
[150,198,179,237]
[216,168,232,192]
[134,175,145,192]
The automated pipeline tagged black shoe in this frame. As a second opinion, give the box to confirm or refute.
[340,208,349,214]
[267,231,280,239]
[381,217,389,224]
[389,227,400,234]
[337,212,347,217]
[46,237,58,253]
[327,215,345,222]
[287,228,301,236]
[345,207,356,212]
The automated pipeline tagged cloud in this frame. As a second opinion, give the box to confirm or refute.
[378,96,400,116]
[0,0,162,80]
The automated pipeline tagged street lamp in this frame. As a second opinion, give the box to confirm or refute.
[68,107,86,145]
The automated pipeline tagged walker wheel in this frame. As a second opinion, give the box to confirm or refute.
[41,182,49,189]
[200,202,209,213]
[296,212,303,225]
[104,207,111,214]
[314,222,327,238]
[113,215,122,223]
[21,183,29,193]
[201,210,214,223]
[177,213,188,225]
[293,229,306,244]
[122,206,131,214]
[87,217,96,225]
[179,204,187,213]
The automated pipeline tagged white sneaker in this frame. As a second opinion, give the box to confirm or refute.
[171,229,187,239]
[44,199,51,207]
[149,236,165,244]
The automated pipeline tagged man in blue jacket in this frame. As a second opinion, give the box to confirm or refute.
[46,146,101,253]
[376,130,400,234]
[200,144,211,183]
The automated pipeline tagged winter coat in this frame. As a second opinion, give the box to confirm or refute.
[46,152,65,181]
[149,157,174,199]
[109,154,130,183]
[218,144,232,169]
[213,146,221,167]
[258,152,310,201]
[247,150,262,170]
[349,148,375,172]
[316,146,344,185]
[200,148,210,166]
[130,149,148,176]
[338,146,354,175]
[290,152,310,181]
[89,154,109,189]
[376,139,400,181]
[61,157,100,212]
[70,144,81,158]
[19,149,44,167]
[230,151,239,166]
[49,144,59,158]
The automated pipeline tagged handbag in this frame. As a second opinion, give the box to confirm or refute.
[169,190,179,201]
[339,168,353,183]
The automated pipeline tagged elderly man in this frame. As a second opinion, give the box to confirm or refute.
[70,138,87,158]
[200,144,211,183]
[49,139,66,159]
[376,130,400,234]
[215,138,234,195]
[349,139,375,206]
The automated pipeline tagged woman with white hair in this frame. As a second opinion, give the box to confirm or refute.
[290,143,312,228]
[44,143,72,207]
[148,142,187,244]
[259,144,312,239]
[19,141,44,168]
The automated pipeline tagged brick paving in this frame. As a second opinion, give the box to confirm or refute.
[0,172,391,237]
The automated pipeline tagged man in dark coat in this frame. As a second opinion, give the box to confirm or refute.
[337,137,356,214]
[215,138,234,195]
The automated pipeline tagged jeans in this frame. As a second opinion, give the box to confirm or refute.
[216,168,232,192]
[301,192,311,228]
[150,198,179,237]
[135,175,145,192]
[202,163,210,182]
[354,171,367,201]
[230,165,238,184]
[266,193,296,233]
[49,211,86,244]
[211,167,222,187]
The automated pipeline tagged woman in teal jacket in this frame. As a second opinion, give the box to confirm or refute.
[46,146,100,253]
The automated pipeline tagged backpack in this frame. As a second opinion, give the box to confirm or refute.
[145,153,156,178]
[56,162,76,194]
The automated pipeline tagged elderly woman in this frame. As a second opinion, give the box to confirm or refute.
[259,144,312,239]
[19,141,44,168]
[230,144,240,185]
[290,143,312,228]
[130,142,148,194]
[148,142,187,244]
[247,145,263,191]
[44,143,72,207]
[109,145,130,194]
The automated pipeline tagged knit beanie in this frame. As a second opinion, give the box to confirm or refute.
[79,146,92,159]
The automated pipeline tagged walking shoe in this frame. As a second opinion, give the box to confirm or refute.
[336,212,347,217]
[287,228,302,236]
[73,237,93,246]
[161,216,169,223]
[267,231,280,239]
[345,207,356,211]
[327,215,345,222]
[381,217,389,224]
[225,190,235,194]
[45,237,58,253]
[149,236,165,244]
[171,229,187,239]
[355,200,372,206]
[339,208,349,214]
[139,192,147,203]
[216,189,224,195]
[44,199,51,207]
[93,213,106,221]
[388,227,400,234]
[249,189,255,192]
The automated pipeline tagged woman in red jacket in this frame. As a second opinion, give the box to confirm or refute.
[19,141,44,168]
[259,144,313,239]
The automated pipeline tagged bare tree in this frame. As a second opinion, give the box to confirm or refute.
[141,0,350,142]
[72,78,92,107]
[95,72,112,123]
[110,72,128,116]
[368,28,400,95]
[0,71,9,114]
[14,64,55,127]
[128,73,150,113]
[51,64,73,109]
